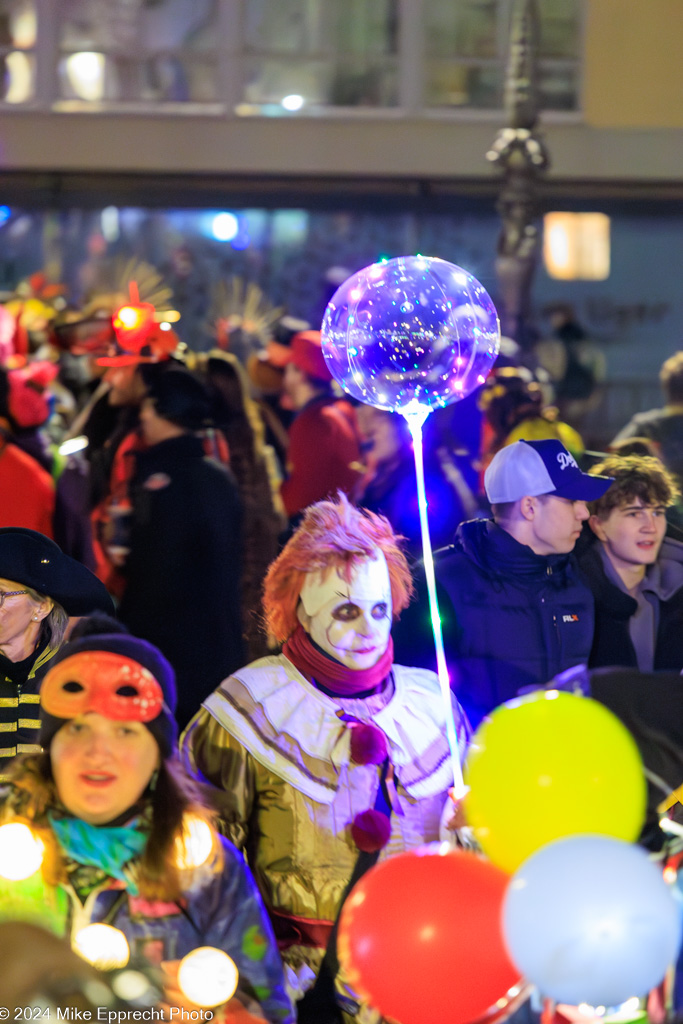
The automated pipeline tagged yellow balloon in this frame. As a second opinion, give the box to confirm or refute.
[464,690,647,873]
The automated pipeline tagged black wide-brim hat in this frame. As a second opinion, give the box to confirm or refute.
[0,528,114,616]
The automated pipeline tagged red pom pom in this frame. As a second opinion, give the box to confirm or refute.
[351,809,391,853]
[350,723,387,766]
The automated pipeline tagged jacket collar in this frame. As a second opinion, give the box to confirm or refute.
[455,518,573,581]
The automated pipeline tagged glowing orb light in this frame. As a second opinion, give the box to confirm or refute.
[320,255,500,414]
[0,822,44,880]
[73,924,130,970]
[178,947,239,1008]
[175,814,214,869]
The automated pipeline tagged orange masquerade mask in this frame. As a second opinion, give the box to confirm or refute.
[41,651,164,723]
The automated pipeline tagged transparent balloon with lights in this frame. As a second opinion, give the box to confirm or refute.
[321,255,499,414]
[321,255,500,796]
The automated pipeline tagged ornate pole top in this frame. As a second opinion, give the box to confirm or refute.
[487,0,551,347]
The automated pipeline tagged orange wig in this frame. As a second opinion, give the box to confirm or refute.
[263,492,414,643]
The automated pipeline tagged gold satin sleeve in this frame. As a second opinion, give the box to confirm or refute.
[181,708,259,851]
[181,707,359,925]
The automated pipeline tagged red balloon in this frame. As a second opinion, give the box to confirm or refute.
[338,845,521,1024]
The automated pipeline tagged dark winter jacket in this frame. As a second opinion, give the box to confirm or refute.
[392,518,595,727]
[119,434,245,728]
[578,536,683,672]
[357,448,475,557]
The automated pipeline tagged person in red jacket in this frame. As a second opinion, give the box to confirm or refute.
[0,367,56,537]
[276,331,362,524]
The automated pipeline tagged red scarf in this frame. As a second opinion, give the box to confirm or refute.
[283,625,394,697]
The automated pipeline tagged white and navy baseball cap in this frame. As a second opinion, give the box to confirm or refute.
[485,439,614,503]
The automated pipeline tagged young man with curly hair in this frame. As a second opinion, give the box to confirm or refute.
[580,454,683,671]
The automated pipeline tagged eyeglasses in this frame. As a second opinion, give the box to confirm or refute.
[0,590,29,608]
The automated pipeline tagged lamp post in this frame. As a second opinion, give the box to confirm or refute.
[486,0,550,349]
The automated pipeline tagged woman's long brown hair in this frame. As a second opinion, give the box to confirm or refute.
[3,753,222,902]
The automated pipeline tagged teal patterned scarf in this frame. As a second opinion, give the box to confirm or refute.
[49,814,148,895]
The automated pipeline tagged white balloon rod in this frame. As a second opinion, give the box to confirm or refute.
[403,407,466,798]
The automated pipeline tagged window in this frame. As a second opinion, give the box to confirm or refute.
[543,212,610,281]
[237,0,399,113]
[0,0,36,103]
[56,0,221,105]
[423,0,581,111]
[0,0,582,114]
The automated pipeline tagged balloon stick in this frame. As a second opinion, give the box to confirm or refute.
[403,402,465,798]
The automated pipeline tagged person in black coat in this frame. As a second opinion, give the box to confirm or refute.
[580,453,683,672]
[118,367,244,728]
[354,404,477,558]
[392,439,613,728]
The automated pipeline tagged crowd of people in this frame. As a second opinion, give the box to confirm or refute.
[0,272,682,1023]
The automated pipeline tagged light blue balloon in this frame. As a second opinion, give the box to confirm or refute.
[502,835,682,1007]
[320,255,500,414]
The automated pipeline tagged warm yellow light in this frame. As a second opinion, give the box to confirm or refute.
[0,822,44,880]
[73,924,130,970]
[10,3,37,48]
[114,305,146,331]
[544,213,610,281]
[5,51,33,104]
[65,52,105,102]
[177,948,239,1008]
[175,815,214,870]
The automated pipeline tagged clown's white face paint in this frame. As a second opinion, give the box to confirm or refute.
[298,553,392,670]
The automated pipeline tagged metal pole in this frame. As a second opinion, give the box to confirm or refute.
[486,0,550,349]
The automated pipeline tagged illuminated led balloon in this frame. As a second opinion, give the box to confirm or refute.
[73,923,130,970]
[0,822,44,880]
[178,947,239,1008]
[320,255,500,413]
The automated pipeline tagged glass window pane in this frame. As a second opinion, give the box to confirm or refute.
[58,0,219,102]
[2,48,34,101]
[244,0,397,56]
[60,0,219,49]
[538,0,580,58]
[424,0,580,111]
[57,52,218,103]
[0,0,36,49]
[424,61,502,109]
[538,63,579,110]
[243,56,396,109]
[424,0,499,59]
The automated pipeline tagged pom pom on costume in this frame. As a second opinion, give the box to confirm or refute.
[349,722,388,766]
[351,809,391,853]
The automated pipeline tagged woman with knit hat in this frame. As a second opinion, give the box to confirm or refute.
[0,527,113,778]
[182,493,469,1024]
[0,632,293,1024]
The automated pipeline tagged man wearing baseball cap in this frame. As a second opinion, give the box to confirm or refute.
[275,331,362,524]
[394,439,613,727]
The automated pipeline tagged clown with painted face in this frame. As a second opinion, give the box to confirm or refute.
[181,493,469,1024]
[0,633,293,1024]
